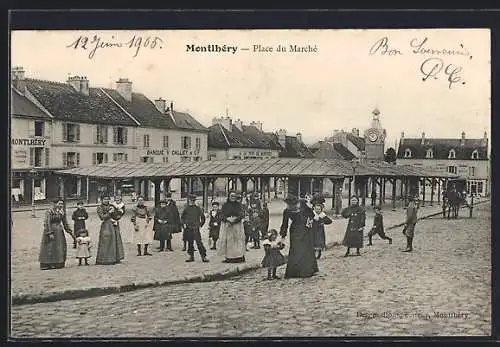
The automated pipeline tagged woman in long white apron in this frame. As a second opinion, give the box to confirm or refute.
[131,196,153,256]
[218,192,246,263]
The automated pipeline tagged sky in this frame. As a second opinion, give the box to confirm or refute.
[11,29,490,149]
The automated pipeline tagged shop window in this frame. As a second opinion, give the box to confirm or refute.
[194,156,201,161]
[34,121,45,137]
[63,123,80,143]
[113,127,128,145]
[181,156,190,162]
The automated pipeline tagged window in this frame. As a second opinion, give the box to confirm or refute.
[92,152,108,165]
[143,134,150,148]
[162,156,169,163]
[63,123,80,143]
[95,125,108,144]
[478,182,484,194]
[471,150,479,159]
[181,156,190,162]
[34,121,45,137]
[29,147,45,167]
[63,152,80,167]
[425,149,433,159]
[448,149,456,159]
[468,167,476,177]
[141,156,153,163]
[194,156,201,161]
[113,153,128,162]
[163,136,169,149]
[113,127,128,145]
[447,166,457,174]
[208,154,216,161]
[195,138,201,151]
[404,148,412,158]
[181,136,192,150]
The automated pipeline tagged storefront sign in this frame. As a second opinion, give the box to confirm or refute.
[147,149,201,156]
[11,138,47,146]
[13,150,27,164]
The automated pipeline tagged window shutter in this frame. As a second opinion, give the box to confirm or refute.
[113,127,118,144]
[29,148,35,166]
[105,153,109,163]
[104,126,108,144]
[28,121,35,137]
[62,123,68,142]
[94,126,98,144]
[124,128,128,144]
[92,153,97,165]
[189,137,192,149]
[113,153,117,162]
[125,153,128,162]
[63,152,67,167]
[76,153,80,166]
[45,148,50,167]
[76,124,81,142]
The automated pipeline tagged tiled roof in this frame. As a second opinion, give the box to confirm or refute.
[346,133,366,151]
[280,135,315,158]
[242,125,281,150]
[173,111,208,132]
[57,158,460,179]
[311,142,345,160]
[102,89,175,129]
[333,143,356,160]
[208,124,271,149]
[11,87,51,119]
[397,138,488,160]
[24,79,138,126]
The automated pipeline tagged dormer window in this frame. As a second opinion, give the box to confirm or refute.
[471,149,479,159]
[426,149,434,159]
[404,148,412,158]
[448,149,456,159]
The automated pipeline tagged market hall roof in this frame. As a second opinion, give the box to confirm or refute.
[23,79,139,126]
[57,158,460,180]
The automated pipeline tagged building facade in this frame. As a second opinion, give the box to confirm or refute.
[396,131,490,196]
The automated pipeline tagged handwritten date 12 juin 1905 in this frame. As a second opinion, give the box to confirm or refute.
[66,35,164,59]
[369,37,473,89]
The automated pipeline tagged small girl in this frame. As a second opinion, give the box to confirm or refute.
[76,229,92,266]
[261,229,286,280]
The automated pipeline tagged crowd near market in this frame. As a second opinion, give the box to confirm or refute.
[39,187,430,280]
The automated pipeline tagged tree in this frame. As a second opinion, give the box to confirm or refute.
[384,147,397,164]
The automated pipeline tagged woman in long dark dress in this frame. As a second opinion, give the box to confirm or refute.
[280,195,318,278]
[95,195,125,265]
[218,191,246,263]
[341,196,366,257]
[39,198,75,270]
[154,195,182,252]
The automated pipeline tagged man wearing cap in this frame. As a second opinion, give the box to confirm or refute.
[181,194,208,262]
[153,193,182,252]
[341,196,366,257]
[208,201,223,250]
[402,196,418,252]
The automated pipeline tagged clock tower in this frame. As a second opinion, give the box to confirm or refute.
[363,108,386,161]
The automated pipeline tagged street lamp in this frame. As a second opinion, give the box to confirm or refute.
[29,168,36,218]
[351,157,360,198]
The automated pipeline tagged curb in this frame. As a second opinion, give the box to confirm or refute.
[11,199,489,306]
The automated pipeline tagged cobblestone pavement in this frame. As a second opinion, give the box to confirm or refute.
[11,198,459,300]
[10,202,490,337]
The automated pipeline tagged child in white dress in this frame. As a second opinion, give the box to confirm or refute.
[261,229,286,280]
[76,229,92,266]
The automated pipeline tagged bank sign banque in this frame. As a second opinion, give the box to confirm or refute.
[147,149,200,156]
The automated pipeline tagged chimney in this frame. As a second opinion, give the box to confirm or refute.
[154,98,166,113]
[11,66,26,92]
[352,128,360,137]
[277,129,287,148]
[296,132,302,143]
[67,76,90,96]
[233,118,243,131]
[421,132,425,145]
[460,131,466,146]
[400,131,405,144]
[482,131,488,146]
[213,116,232,132]
[116,78,132,102]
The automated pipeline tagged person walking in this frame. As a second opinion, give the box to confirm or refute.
[181,194,209,263]
[39,198,75,270]
[95,194,125,265]
[131,196,153,256]
[402,196,418,252]
[341,196,366,257]
[280,195,318,278]
[367,205,392,246]
[218,191,246,263]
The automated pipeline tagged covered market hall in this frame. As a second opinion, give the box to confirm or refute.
[55,158,459,213]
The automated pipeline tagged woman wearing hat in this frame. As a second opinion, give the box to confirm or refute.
[341,196,366,257]
[218,191,246,263]
[96,194,125,265]
[39,197,75,270]
[280,194,318,278]
[131,196,153,256]
[153,194,181,252]
[311,194,333,260]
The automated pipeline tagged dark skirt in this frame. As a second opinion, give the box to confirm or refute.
[39,223,67,269]
[154,224,178,241]
[285,229,319,278]
[262,249,286,268]
[209,227,221,240]
[313,228,326,250]
[95,220,125,265]
[342,227,363,248]
[404,223,416,238]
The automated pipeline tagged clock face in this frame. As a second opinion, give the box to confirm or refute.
[368,132,378,142]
